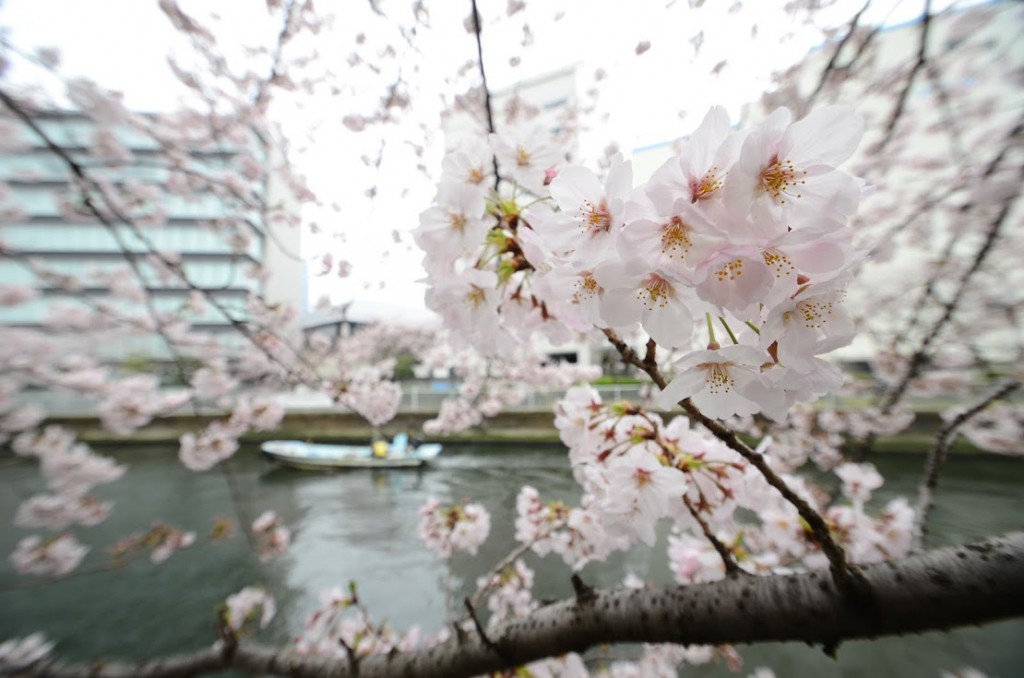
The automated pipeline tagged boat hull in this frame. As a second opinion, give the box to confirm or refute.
[260,440,441,470]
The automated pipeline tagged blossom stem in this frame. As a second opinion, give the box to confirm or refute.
[718,317,739,345]
[743,321,761,336]
[705,312,717,347]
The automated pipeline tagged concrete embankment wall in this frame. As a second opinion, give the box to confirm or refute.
[39,408,972,454]
[45,410,566,446]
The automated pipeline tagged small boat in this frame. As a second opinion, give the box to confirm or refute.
[260,435,442,471]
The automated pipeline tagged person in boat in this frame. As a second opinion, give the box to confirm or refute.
[388,432,410,458]
[371,429,389,458]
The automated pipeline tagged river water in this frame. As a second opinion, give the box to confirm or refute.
[1,444,1021,676]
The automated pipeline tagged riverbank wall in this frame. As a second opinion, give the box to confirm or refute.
[41,408,979,454]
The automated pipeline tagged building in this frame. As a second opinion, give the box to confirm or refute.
[0,110,304,367]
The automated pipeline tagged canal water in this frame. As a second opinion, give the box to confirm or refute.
[1,444,1021,676]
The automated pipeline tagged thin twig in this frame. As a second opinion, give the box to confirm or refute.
[468,519,565,609]
[881,161,1024,415]
[878,0,932,151]
[913,380,1021,549]
[470,0,500,189]
[805,0,872,109]
[464,597,508,661]
[683,496,744,578]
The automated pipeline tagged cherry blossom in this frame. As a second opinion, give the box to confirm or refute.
[417,498,491,558]
[0,634,54,672]
[224,587,276,633]
[655,345,773,419]
[252,510,291,562]
[9,534,89,577]
[490,125,562,194]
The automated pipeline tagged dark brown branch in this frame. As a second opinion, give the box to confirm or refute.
[570,573,597,604]
[27,533,1024,678]
[806,0,872,108]
[880,161,1024,414]
[469,0,500,189]
[913,380,1021,549]
[337,637,360,676]
[878,0,932,151]
[885,116,1023,366]
[463,597,509,662]
[683,495,744,578]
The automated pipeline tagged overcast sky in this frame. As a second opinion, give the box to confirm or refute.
[0,0,969,316]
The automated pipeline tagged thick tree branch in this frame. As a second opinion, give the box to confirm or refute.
[913,380,1021,549]
[26,533,1024,678]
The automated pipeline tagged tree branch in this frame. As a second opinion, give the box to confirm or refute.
[600,329,858,591]
[913,380,1021,549]
[877,0,931,151]
[469,0,500,189]
[683,495,745,578]
[880,160,1024,415]
[805,0,872,109]
[26,533,1024,678]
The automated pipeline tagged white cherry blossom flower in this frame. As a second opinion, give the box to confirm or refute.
[656,345,772,419]
[440,136,493,188]
[10,534,88,576]
[725,106,864,224]
[414,181,490,264]
[835,462,884,504]
[618,192,727,277]
[760,279,855,372]
[646,105,743,210]
[693,247,775,318]
[490,126,562,194]
[0,633,54,671]
[224,587,276,632]
[534,154,632,267]
[600,447,688,546]
[594,258,695,349]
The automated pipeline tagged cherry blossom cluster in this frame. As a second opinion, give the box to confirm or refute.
[179,395,285,471]
[417,341,600,435]
[513,485,620,570]
[418,105,867,421]
[293,585,420,659]
[476,559,537,629]
[251,510,291,562]
[945,402,1023,456]
[8,426,126,576]
[0,634,54,674]
[329,366,403,428]
[110,521,198,565]
[223,587,276,634]
[554,385,915,581]
[416,498,491,559]
[8,534,89,578]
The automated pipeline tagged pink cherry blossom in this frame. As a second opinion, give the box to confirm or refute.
[224,587,276,632]
[10,534,88,577]
[656,345,772,419]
